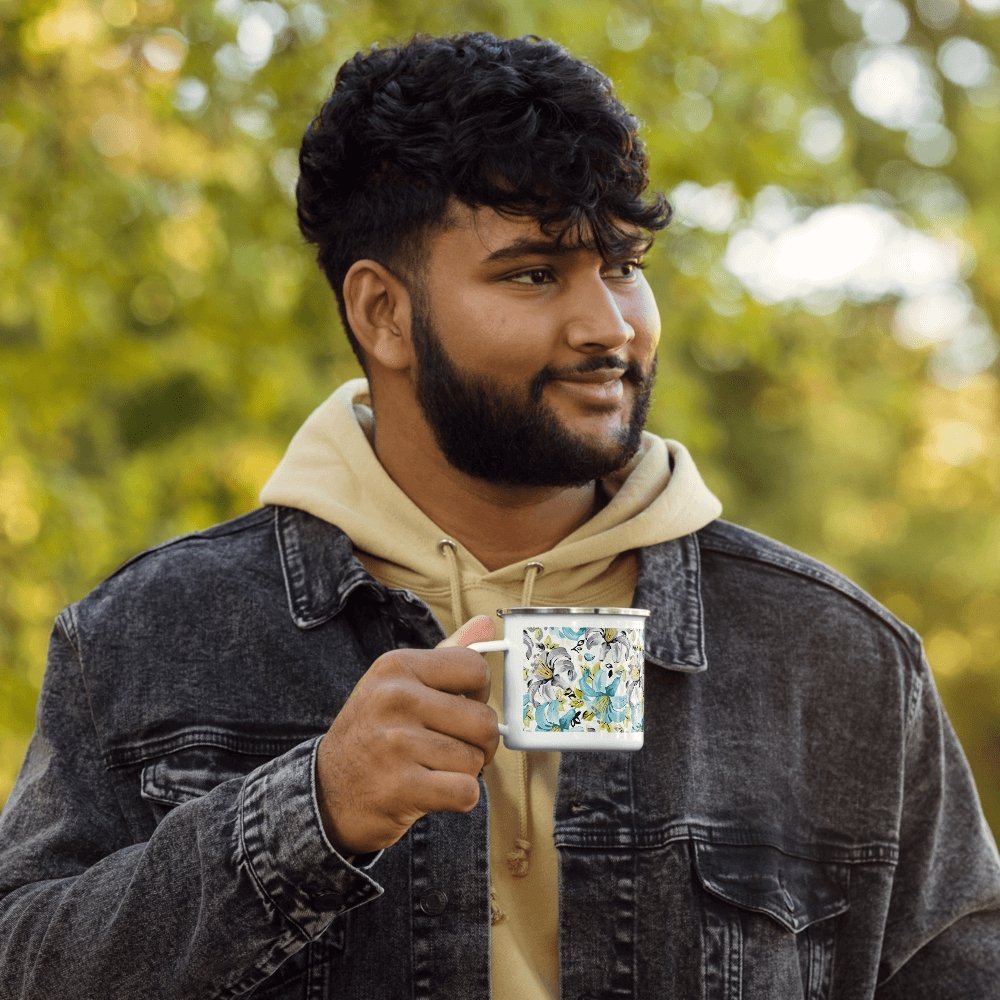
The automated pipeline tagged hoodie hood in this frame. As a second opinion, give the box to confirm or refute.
[260,378,722,619]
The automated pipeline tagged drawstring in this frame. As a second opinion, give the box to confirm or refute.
[521,560,543,608]
[506,751,531,877]
[437,538,508,916]
[437,539,464,631]
[436,540,543,898]
[505,559,544,879]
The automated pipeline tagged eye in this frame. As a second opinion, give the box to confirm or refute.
[605,261,645,281]
[509,268,554,285]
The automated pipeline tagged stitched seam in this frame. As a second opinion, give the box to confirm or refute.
[102,508,271,583]
[105,729,318,768]
[553,825,900,863]
[56,607,131,834]
[903,666,926,741]
[273,504,306,624]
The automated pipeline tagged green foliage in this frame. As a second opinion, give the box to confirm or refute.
[2,0,998,838]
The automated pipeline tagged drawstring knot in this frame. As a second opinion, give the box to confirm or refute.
[506,838,532,878]
[490,885,506,925]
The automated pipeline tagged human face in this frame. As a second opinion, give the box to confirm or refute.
[410,207,662,486]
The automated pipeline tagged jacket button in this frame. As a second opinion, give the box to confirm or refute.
[419,889,448,915]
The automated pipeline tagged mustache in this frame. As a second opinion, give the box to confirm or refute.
[529,355,656,403]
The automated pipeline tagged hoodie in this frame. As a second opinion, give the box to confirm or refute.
[260,378,722,999]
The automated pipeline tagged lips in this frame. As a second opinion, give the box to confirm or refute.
[529,358,647,408]
[550,369,626,406]
[555,368,626,385]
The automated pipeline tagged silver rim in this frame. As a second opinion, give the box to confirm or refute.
[497,607,650,617]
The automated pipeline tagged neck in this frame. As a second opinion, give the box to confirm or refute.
[372,403,603,571]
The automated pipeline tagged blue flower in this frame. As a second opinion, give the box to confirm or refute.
[580,665,627,726]
[534,699,579,732]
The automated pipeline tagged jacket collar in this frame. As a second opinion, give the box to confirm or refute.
[634,534,708,673]
[272,505,384,628]
[272,505,707,673]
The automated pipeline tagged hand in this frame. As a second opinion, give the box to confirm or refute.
[315,615,500,856]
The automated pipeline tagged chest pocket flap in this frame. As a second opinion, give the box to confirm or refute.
[694,841,849,933]
[140,743,272,807]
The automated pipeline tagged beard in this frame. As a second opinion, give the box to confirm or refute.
[410,305,656,487]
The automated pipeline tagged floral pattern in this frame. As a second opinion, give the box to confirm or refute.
[520,625,644,735]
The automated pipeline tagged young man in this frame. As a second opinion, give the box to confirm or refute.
[1,32,998,1000]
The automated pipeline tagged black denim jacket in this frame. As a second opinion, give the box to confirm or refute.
[1,506,998,999]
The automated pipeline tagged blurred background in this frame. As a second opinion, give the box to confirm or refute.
[1,0,998,837]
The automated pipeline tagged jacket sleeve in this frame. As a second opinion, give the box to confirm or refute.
[874,649,1000,997]
[0,615,383,1000]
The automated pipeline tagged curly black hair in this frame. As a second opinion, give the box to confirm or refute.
[296,32,672,363]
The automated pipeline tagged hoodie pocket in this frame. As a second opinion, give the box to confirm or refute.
[693,841,849,1000]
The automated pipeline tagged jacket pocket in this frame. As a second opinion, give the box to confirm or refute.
[139,742,273,810]
[693,841,849,1000]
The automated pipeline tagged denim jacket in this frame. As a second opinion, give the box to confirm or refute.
[1,505,998,999]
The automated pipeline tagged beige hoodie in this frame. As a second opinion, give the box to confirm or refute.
[260,378,721,999]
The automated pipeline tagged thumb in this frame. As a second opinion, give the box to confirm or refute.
[437,614,497,649]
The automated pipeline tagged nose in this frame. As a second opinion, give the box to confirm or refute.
[563,278,635,354]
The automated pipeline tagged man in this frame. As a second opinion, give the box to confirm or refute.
[1,31,998,1000]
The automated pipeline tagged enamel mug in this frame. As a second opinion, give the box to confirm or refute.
[470,607,649,751]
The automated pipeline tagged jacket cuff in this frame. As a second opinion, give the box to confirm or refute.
[238,737,383,937]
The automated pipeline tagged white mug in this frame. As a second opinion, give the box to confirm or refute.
[470,607,649,751]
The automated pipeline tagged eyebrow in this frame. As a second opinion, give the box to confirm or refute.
[480,238,581,265]
[480,235,651,265]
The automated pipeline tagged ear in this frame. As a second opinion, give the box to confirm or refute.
[342,260,415,372]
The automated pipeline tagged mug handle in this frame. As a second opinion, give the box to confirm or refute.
[468,639,510,737]
[467,640,509,654]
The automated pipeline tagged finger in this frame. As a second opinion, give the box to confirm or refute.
[410,689,500,757]
[432,618,496,704]
[437,614,496,649]
[408,768,482,816]
[407,646,491,697]
[411,729,488,777]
